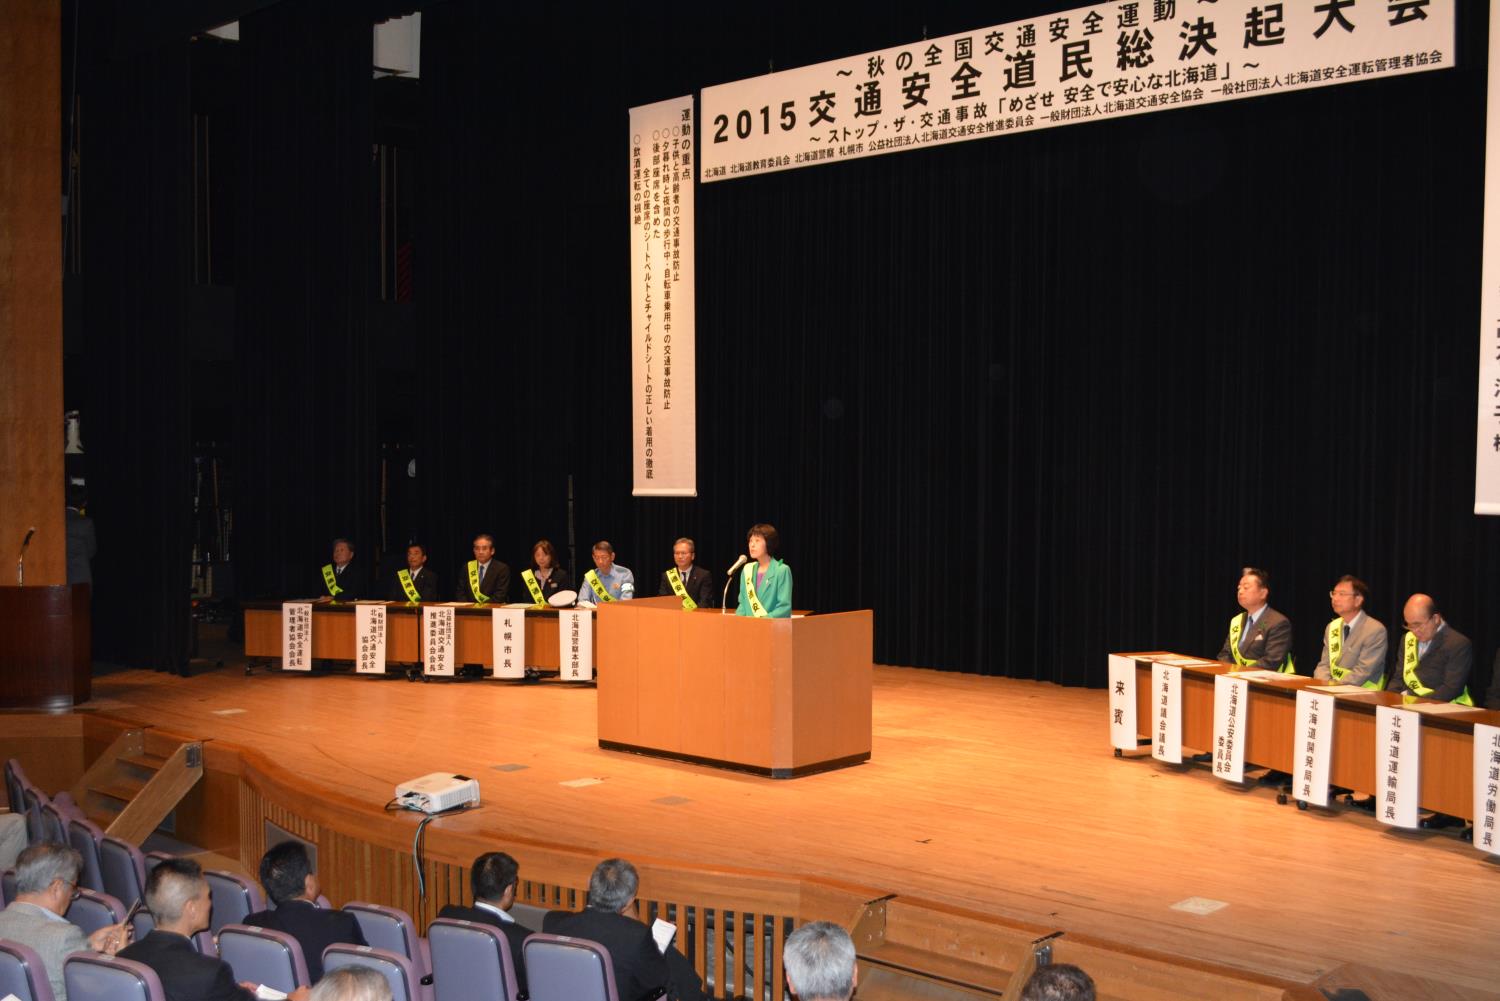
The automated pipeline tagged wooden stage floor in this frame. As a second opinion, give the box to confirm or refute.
[76,660,1500,998]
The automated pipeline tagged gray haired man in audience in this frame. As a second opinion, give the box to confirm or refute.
[0,842,128,1001]
[308,966,393,1001]
[1021,963,1096,1001]
[782,921,857,1001]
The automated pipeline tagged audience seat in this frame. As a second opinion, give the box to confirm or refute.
[66,818,107,894]
[323,944,424,1001]
[65,887,126,936]
[219,923,310,994]
[428,917,521,1001]
[98,836,147,908]
[205,869,267,933]
[63,954,166,1001]
[0,938,56,1001]
[344,901,432,986]
[522,933,621,1001]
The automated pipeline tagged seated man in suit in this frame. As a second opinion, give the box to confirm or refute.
[0,842,127,1001]
[386,542,440,603]
[1312,575,1388,689]
[782,921,857,1001]
[1216,567,1294,673]
[120,856,310,1001]
[319,538,367,602]
[543,857,704,1001]
[657,537,715,608]
[308,966,393,1001]
[245,841,365,983]
[435,851,530,994]
[457,533,510,603]
[1388,593,1474,704]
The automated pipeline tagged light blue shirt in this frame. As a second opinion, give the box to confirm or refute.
[580,564,635,604]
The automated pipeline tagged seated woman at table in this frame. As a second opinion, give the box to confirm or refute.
[524,539,574,604]
[736,523,793,618]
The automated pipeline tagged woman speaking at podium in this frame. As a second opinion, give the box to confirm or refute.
[736,523,793,618]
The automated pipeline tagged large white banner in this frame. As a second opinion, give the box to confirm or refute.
[630,96,697,497]
[1477,0,1500,513]
[702,2,1453,183]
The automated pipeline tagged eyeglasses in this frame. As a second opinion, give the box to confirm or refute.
[1403,619,1431,630]
[1329,590,1356,599]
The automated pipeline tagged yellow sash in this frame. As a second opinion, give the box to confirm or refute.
[1403,630,1474,706]
[743,563,769,618]
[397,569,421,604]
[666,568,698,611]
[1327,618,1382,689]
[468,561,491,603]
[522,569,547,607]
[584,569,614,602]
[1228,612,1296,673]
[322,564,343,599]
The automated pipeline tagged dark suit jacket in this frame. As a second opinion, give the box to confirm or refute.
[66,506,96,585]
[1488,648,1500,710]
[526,566,574,603]
[1386,624,1473,703]
[1216,606,1293,671]
[119,929,255,1001]
[245,898,366,983]
[656,566,715,607]
[542,908,705,1001]
[321,559,368,601]
[456,561,511,603]
[435,902,531,994]
[387,566,441,603]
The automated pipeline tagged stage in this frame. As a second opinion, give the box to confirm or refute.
[58,656,1500,1000]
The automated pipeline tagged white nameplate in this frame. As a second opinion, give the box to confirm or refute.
[1376,706,1421,829]
[423,605,455,677]
[281,602,312,671]
[1108,655,1137,750]
[1474,723,1500,856]
[1212,675,1247,783]
[492,608,526,680]
[560,609,594,682]
[1293,689,1335,808]
[1152,664,1183,764]
[355,603,387,674]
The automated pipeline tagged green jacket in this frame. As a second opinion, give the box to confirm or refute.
[736,558,793,618]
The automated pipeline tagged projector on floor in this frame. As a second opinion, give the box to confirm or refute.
[395,772,480,813]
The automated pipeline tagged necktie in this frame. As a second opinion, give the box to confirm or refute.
[1342,623,1350,644]
[1241,615,1253,652]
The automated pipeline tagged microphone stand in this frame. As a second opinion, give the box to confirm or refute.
[17,527,36,586]
[721,556,747,613]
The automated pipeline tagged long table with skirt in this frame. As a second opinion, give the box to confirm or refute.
[243,599,578,672]
[1113,651,1500,820]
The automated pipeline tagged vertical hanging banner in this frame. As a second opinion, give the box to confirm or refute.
[423,605,455,677]
[702,2,1452,183]
[282,602,312,671]
[1212,675,1247,783]
[1376,705,1421,829]
[355,604,387,675]
[492,608,526,680]
[1475,723,1500,856]
[559,609,595,682]
[1293,689,1335,807]
[1478,1,1500,512]
[1152,664,1183,764]
[630,95,697,497]
[1107,654,1136,750]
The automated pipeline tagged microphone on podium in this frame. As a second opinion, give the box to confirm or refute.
[721,554,749,612]
[17,526,36,586]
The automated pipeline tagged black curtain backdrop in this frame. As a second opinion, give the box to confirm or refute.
[75,1,1500,696]
[232,3,379,599]
[80,17,193,672]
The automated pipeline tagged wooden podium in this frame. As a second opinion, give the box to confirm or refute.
[595,596,873,777]
[0,584,90,709]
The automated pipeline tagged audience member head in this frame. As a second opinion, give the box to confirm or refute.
[783,921,857,1001]
[1236,567,1269,612]
[14,842,84,916]
[145,857,212,935]
[1020,963,1096,1001]
[1403,592,1443,643]
[259,840,319,906]
[473,534,495,564]
[591,541,616,573]
[585,857,638,914]
[747,523,779,561]
[405,544,427,572]
[308,966,393,1001]
[672,538,696,572]
[332,539,354,566]
[470,851,519,909]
